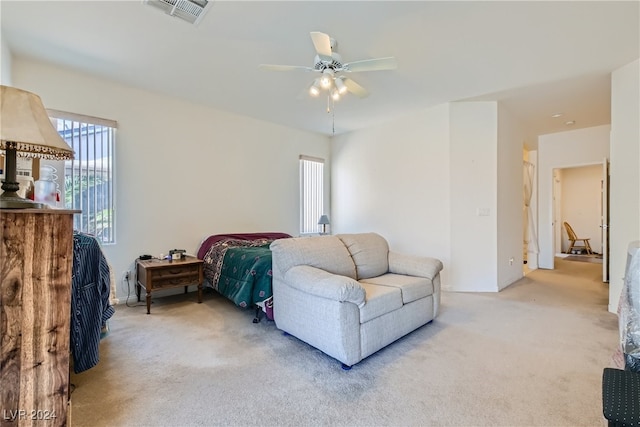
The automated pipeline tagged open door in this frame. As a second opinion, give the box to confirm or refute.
[552,169,563,266]
[602,158,610,282]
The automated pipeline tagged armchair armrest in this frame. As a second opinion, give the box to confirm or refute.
[283,265,366,307]
[388,251,443,280]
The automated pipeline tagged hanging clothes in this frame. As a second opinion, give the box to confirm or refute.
[71,231,115,373]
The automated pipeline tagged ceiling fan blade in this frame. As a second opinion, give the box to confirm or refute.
[259,64,315,72]
[310,31,333,62]
[343,78,369,98]
[343,57,397,72]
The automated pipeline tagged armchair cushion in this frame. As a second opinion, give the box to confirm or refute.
[389,251,444,280]
[358,282,403,323]
[270,236,357,279]
[337,233,389,280]
[283,265,366,307]
[360,273,433,304]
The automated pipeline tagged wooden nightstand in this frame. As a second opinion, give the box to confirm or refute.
[135,255,204,314]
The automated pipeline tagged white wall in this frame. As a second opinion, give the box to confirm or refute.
[609,58,640,313]
[332,100,526,293]
[497,103,526,289]
[449,102,498,291]
[560,164,603,253]
[331,104,452,287]
[537,125,610,269]
[1,34,11,84]
[13,57,331,301]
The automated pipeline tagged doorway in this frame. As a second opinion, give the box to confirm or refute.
[552,162,609,281]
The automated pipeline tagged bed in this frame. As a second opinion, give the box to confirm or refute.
[196,232,291,320]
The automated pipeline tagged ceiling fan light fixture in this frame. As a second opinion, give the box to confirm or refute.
[258,31,394,111]
[320,69,334,89]
[335,77,348,95]
[320,77,331,89]
[309,80,321,97]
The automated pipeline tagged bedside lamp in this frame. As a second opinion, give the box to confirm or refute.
[1,85,74,209]
[318,214,330,235]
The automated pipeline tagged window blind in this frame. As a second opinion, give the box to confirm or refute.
[300,156,324,234]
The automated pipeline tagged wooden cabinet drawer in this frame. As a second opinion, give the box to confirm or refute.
[151,264,200,279]
[135,256,204,314]
[152,273,199,289]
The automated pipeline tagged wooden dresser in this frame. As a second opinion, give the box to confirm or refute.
[1,209,78,426]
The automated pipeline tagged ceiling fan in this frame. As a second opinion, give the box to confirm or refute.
[259,31,397,103]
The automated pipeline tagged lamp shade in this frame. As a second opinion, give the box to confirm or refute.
[318,215,330,225]
[1,86,74,209]
[1,85,74,160]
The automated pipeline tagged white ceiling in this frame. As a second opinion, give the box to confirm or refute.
[1,1,638,148]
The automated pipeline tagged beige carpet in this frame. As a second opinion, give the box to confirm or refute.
[564,254,604,264]
[70,258,617,426]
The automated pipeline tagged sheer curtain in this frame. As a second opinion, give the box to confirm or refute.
[524,161,539,254]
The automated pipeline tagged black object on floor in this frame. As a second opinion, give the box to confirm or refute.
[602,368,640,426]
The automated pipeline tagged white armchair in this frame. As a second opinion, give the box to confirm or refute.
[270,233,443,368]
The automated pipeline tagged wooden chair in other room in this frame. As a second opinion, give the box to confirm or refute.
[563,221,593,254]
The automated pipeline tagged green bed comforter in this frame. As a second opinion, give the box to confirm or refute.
[216,245,273,308]
[202,238,274,308]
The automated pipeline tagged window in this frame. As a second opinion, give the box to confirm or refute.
[300,155,324,234]
[48,110,117,244]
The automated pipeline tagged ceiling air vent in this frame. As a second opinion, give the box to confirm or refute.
[144,0,212,25]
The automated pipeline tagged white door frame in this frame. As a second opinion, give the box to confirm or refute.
[602,158,610,282]
[548,161,604,270]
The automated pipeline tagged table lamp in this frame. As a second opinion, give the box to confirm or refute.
[1,85,74,209]
[318,214,330,235]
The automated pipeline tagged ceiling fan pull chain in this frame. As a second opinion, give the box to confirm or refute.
[332,106,335,135]
[331,96,336,135]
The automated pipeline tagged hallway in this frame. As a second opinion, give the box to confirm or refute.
[523,256,609,311]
